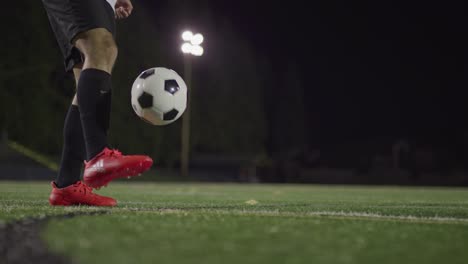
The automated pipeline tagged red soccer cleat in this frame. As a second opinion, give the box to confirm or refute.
[49,181,117,206]
[83,147,153,189]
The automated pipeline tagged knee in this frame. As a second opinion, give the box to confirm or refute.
[98,35,118,63]
[75,29,118,66]
[90,33,118,64]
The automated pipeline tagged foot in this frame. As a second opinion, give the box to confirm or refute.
[49,181,117,206]
[83,147,153,188]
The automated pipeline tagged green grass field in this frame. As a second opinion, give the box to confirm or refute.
[1,181,468,264]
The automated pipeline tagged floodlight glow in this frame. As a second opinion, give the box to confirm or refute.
[190,34,204,45]
[181,30,204,56]
[191,45,204,56]
[182,31,193,41]
[181,43,193,54]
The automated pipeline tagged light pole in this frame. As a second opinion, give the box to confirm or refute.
[180,30,204,178]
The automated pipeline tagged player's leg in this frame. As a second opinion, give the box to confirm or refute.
[74,28,118,74]
[50,67,117,206]
[73,29,152,188]
[42,0,152,190]
[73,28,116,160]
[55,66,112,187]
[42,0,117,161]
[54,67,85,188]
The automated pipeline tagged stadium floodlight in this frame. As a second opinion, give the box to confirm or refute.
[182,31,193,41]
[191,45,204,56]
[180,30,204,178]
[181,43,193,54]
[190,34,204,45]
[181,31,204,57]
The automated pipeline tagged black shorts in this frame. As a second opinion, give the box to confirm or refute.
[42,0,116,72]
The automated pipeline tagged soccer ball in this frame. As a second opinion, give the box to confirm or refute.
[131,67,187,126]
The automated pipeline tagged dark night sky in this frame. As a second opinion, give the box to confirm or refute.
[142,0,466,147]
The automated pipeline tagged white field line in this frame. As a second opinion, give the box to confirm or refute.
[2,200,468,224]
[115,207,468,224]
[119,200,468,209]
[302,211,468,224]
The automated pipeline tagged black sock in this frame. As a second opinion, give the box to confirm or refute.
[77,68,112,160]
[96,90,112,135]
[56,105,85,188]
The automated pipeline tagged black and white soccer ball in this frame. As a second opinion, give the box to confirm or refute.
[131,67,187,126]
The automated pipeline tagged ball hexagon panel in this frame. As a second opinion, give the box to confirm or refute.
[152,86,175,113]
[138,92,154,108]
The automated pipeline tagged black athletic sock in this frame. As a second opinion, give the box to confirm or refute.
[96,90,112,135]
[77,68,112,160]
[56,105,85,188]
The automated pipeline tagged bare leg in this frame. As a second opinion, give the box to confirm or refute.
[71,66,82,105]
[74,28,118,73]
